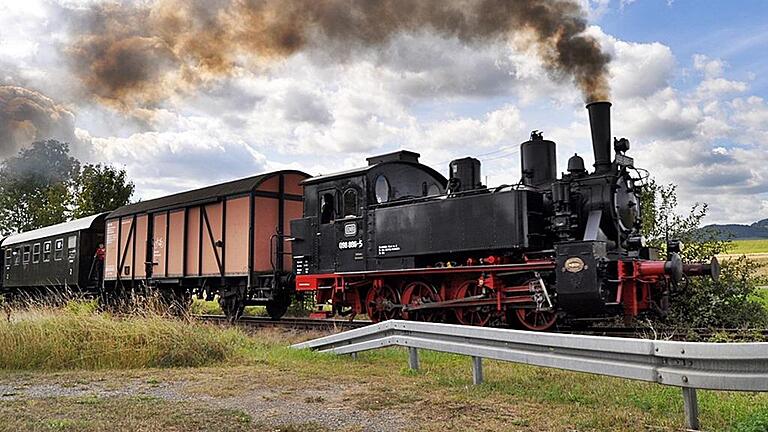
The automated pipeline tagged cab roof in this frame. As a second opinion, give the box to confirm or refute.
[302,151,446,186]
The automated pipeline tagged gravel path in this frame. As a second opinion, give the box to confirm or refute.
[0,375,408,432]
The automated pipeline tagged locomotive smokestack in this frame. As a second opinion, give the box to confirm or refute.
[586,101,612,174]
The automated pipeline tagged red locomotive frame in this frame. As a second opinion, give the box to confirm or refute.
[296,254,676,330]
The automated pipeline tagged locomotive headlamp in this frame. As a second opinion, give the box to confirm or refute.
[667,239,684,254]
[614,137,630,153]
[626,235,646,249]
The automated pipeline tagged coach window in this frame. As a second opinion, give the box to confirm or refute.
[43,241,52,262]
[32,243,40,264]
[22,245,30,264]
[342,188,359,217]
[67,235,77,261]
[54,238,64,261]
[320,192,336,224]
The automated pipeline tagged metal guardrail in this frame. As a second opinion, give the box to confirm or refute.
[293,320,768,431]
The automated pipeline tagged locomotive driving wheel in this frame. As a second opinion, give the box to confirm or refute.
[365,283,401,323]
[514,308,557,331]
[401,281,442,322]
[454,280,493,326]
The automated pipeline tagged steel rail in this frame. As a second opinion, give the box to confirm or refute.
[292,320,768,431]
[197,314,768,341]
[196,314,369,331]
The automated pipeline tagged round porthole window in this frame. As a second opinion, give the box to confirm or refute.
[375,175,390,203]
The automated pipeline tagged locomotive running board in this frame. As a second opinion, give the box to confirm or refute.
[333,260,556,277]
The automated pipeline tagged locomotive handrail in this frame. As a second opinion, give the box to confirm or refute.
[292,320,768,431]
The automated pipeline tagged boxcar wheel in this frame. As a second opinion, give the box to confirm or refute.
[266,298,290,320]
[219,286,246,324]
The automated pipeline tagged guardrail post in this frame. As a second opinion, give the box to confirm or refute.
[682,387,700,430]
[408,347,420,370]
[472,356,483,385]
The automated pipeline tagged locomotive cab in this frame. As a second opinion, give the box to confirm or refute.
[291,151,447,279]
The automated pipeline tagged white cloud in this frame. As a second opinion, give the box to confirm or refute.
[2,2,767,224]
[693,54,725,79]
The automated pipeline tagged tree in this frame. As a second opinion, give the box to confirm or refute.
[0,141,135,236]
[72,164,134,219]
[640,180,767,328]
[0,140,79,234]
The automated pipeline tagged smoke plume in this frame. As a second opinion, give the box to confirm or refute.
[68,0,611,109]
[0,85,79,159]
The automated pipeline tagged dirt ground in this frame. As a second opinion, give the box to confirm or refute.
[0,363,721,432]
[0,368,412,432]
[0,329,764,431]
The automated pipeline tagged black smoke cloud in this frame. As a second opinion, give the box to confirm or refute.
[66,0,611,111]
[0,85,80,159]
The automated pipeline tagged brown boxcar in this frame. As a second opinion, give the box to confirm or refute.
[104,170,309,320]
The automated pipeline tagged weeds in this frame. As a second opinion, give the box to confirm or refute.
[0,301,254,370]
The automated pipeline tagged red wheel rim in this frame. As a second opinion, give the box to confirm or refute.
[515,308,557,331]
[401,281,441,321]
[454,280,493,326]
[365,284,401,323]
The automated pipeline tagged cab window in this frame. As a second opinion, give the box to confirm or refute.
[4,249,11,267]
[319,192,336,224]
[374,175,390,203]
[12,248,20,266]
[342,188,359,217]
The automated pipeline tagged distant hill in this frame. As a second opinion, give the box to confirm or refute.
[700,218,768,240]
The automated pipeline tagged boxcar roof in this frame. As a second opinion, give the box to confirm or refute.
[107,170,309,219]
[2,213,108,247]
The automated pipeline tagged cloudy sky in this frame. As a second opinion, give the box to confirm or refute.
[1,0,767,224]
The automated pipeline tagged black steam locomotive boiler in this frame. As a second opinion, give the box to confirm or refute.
[290,102,717,330]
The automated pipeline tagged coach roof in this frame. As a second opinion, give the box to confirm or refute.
[2,213,108,247]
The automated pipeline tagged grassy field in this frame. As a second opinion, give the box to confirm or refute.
[719,239,768,280]
[0,306,767,431]
[730,239,768,255]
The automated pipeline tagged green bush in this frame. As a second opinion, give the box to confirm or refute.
[641,181,768,328]
[669,256,768,328]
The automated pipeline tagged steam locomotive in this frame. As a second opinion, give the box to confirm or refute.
[1,102,718,330]
[290,102,718,330]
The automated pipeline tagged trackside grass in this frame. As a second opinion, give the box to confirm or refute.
[0,307,254,370]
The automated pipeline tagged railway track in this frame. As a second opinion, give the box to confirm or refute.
[560,325,768,341]
[196,314,370,331]
[196,315,768,341]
